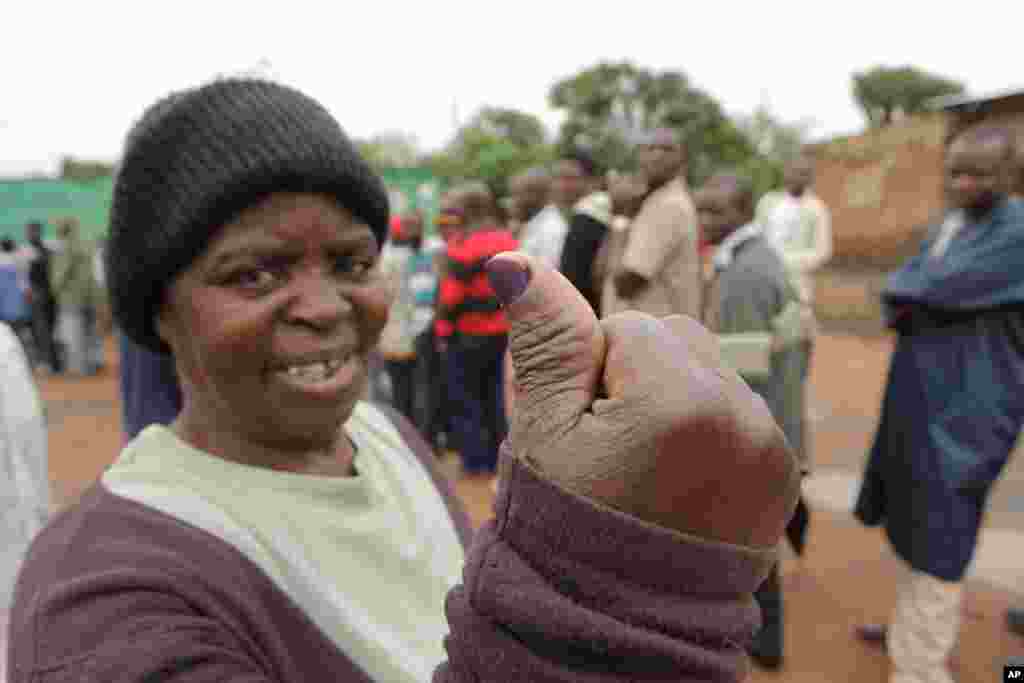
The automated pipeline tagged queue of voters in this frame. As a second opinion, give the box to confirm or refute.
[0,72,1022,683]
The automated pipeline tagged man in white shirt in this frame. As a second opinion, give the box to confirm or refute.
[755,154,832,467]
[756,155,833,305]
[508,167,568,271]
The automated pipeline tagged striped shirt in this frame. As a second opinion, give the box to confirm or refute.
[435,228,518,338]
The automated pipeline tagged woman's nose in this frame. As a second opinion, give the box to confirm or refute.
[286,274,353,329]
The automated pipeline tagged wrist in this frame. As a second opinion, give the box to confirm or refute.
[497,448,777,592]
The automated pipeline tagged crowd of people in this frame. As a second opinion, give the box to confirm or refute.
[364,131,830,669]
[0,218,107,378]
[0,75,1021,683]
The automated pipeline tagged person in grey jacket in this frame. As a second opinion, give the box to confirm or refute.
[698,172,807,671]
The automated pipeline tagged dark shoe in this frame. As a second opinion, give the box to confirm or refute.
[1008,608,1024,637]
[747,625,783,671]
[748,644,783,671]
[855,624,887,649]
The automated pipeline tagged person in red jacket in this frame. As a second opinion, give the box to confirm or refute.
[435,183,518,476]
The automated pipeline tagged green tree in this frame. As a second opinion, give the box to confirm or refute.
[355,131,421,171]
[423,107,554,197]
[462,106,549,149]
[60,157,114,182]
[737,104,814,164]
[852,66,965,127]
[547,61,760,186]
[735,104,815,197]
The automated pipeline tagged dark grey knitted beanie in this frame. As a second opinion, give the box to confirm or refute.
[107,78,390,353]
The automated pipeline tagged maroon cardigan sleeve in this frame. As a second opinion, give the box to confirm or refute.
[434,443,776,682]
[7,410,773,683]
[376,402,776,680]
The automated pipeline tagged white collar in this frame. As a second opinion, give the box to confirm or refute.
[527,204,561,224]
[712,222,764,272]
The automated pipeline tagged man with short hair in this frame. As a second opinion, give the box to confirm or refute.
[757,155,832,307]
[508,167,567,270]
[698,172,807,672]
[756,154,831,467]
[419,203,469,452]
[435,184,518,476]
[602,128,701,320]
[854,126,1024,683]
[558,150,613,316]
[23,221,61,373]
[378,212,437,423]
[49,217,103,376]
[551,156,590,217]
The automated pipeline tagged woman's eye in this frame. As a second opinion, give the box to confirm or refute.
[230,267,279,290]
[335,255,375,279]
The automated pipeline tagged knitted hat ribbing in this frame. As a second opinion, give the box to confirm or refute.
[107,78,389,353]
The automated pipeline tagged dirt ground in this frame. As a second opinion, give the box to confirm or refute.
[40,333,898,515]
[35,332,1024,681]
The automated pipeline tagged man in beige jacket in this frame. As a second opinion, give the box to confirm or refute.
[602,129,701,319]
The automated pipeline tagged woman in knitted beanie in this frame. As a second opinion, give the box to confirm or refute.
[5,78,799,682]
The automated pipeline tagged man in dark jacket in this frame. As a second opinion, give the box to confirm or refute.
[23,221,61,373]
[854,126,1024,683]
[557,150,612,315]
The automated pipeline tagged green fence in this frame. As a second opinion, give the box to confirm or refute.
[0,168,442,245]
[380,167,444,236]
[0,177,113,243]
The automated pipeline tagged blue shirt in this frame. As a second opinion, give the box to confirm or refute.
[0,261,28,323]
[119,331,182,441]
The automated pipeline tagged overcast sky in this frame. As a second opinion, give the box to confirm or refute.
[2,2,1021,177]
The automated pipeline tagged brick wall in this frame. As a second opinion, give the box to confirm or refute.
[805,100,1024,331]
[807,113,948,269]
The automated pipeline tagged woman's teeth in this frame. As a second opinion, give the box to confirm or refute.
[281,358,345,382]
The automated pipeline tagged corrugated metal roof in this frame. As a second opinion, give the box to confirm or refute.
[927,86,1024,111]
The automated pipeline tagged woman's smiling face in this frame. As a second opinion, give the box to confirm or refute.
[157,193,390,457]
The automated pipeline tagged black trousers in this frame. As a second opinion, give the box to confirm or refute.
[385,358,417,424]
[413,329,447,449]
[752,562,783,659]
[446,335,507,473]
[30,294,61,371]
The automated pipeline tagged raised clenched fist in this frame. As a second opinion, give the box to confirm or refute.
[488,252,799,548]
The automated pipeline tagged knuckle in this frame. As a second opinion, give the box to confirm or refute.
[509,313,599,413]
[512,394,578,446]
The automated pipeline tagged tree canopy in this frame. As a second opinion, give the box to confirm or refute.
[548,61,808,196]
[355,132,422,171]
[422,107,554,197]
[852,66,965,127]
[60,157,115,182]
